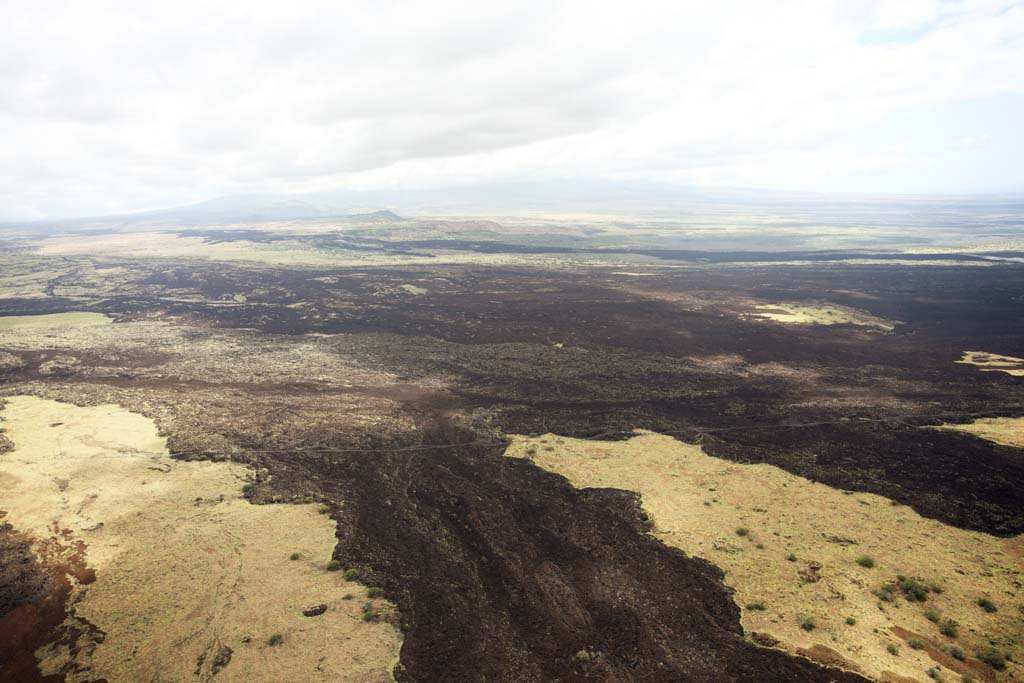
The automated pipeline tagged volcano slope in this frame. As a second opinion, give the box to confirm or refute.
[1,238,1023,682]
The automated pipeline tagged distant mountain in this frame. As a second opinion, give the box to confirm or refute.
[5,178,1024,231]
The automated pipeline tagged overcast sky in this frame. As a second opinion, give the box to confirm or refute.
[2,0,1023,219]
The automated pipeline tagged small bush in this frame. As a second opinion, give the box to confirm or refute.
[800,617,816,631]
[242,483,253,495]
[875,585,896,603]
[925,666,942,680]
[341,593,354,600]
[939,620,958,638]
[745,602,766,611]
[976,597,997,613]
[289,552,300,561]
[924,608,939,622]
[755,543,764,549]
[362,610,378,622]
[908,638,925,650]
[886,643,900,656]
[855,555,875,569]
[326,559,342,571]
[267,633,283,646]
[735,527,749,537]
[949,646,965,661]
[845,616,857,626]
[317,504,330,514]
[976,647,1006,670]
[343,568,361,581]
[786,553,797,562]
[367,587,385,598]
[897,576,930,602]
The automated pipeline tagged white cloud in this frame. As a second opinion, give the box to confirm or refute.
[1,0,1023,218]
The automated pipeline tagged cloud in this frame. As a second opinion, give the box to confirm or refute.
[1,0,1023,219]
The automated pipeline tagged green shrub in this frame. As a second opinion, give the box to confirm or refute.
[343,568,360,581]
[925,666,942,680]
[800,617,816,631]
[907,638,925,650]
[745,602,766,611]
[939,620,958,638]
[886,643,900,656]
[341,593,354,600]
[845,616,857,626]
[362,610,378,622]
[855,555,875,568]
[875,584,896,603]
[897,576,930,602]
[289,552,300,561]
[326,559,342,571]
[949,646,964,661]
[267,633,283,646]
[242,483,253,495]
[786,553,797,562]
[976,647,1006,670]
[367,587,385,598]
[318,504,330,514]
[977,597,997,613]
[924,608,939,623]
[735,527,749,537]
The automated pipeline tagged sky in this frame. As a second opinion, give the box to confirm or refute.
[2,0,1023,220]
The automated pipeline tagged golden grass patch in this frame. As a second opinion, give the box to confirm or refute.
[934,417,1024,448]
[507,431,1022,683]
[0,396,402,683]
[957,351,1024,377]
[745,303,896,330]
[0,312,112,330]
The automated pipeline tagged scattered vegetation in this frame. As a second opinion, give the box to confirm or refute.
[896,575,931,602]
[745,602,766,611]
[976,597,997,613]
[948,646,965,661]
[938,620,958,638]
[343,568,361,581]
[855,555,875,568]
[326,559,342,571]
[976,647,1006,670]
[267,633,283,646]
[874,584,896,603]
[367,587,385,598]
[924,608,939,623]
[317,504,330,514]
[907,638,925,650]
[361,603,379,622]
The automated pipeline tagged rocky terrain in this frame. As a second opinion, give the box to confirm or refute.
[1,215,1022,683]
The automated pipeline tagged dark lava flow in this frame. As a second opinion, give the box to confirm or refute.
[4,258,1024,681]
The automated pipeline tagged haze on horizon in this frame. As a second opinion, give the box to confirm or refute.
[3,0,1023,221]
